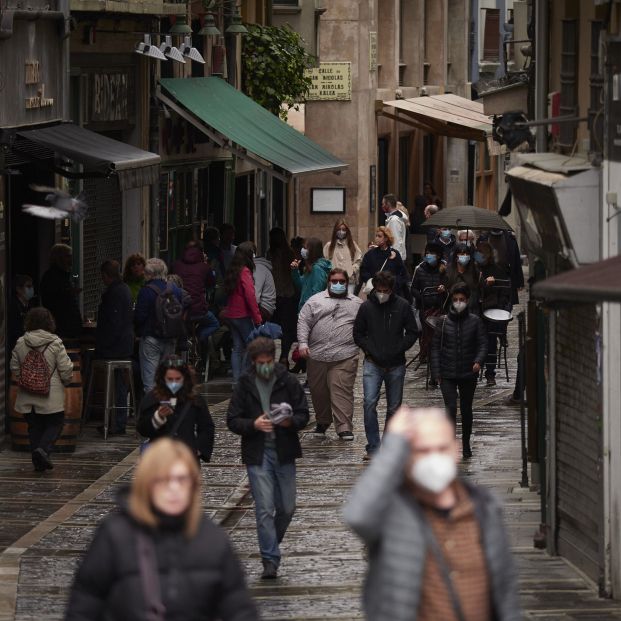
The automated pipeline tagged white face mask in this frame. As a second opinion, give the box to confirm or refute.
[300,248,309,260]
[411,452,457,494]
[376,292,390,304]
[336,230,347,240]
[453,301,467,313]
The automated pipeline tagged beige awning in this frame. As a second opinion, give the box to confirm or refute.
[380,94,493,141]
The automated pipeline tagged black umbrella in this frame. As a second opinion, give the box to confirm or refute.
[420,205,513,231]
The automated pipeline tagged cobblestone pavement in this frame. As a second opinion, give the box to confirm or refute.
[2,307,621,620]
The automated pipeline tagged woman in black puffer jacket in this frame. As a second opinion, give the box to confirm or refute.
[431,283,487,459]
[137,356,214,462]
[65,438,258,621]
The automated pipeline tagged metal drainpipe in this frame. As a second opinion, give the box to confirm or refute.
[535,0,549,152]
[57,0,71,122]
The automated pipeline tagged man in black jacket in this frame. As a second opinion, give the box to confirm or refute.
[227,337,309,580]
[353,271,419,460]
[94,260,134,435]
[431,283,487,458]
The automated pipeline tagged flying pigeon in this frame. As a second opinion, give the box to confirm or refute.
[22,185,88,222]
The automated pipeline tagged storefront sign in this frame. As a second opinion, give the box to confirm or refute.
[91,72,130,123]
[369,32,378,72]
[24,60,55,110]
[306,62,352,101]
[25,84,54,109]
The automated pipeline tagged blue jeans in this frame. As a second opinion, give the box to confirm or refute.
[139,336,176,393]
[362,359,406,454]
[191,311,220,344]
[246,447,296,566]
[228,316,254,382]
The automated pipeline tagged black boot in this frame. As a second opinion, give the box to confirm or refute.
[462,437,472,459]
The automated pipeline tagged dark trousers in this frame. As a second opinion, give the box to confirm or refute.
[272,295,298,363]
[25,409,64,455]
[439,377,477,443]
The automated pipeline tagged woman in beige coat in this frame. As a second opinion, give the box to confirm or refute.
[324,219,362,294]
[10,307,74,471]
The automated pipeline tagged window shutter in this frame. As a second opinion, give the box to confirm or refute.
[483,9,501,62]
[559,19,578,147]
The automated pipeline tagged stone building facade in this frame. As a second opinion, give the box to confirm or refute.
[274,0,472,247]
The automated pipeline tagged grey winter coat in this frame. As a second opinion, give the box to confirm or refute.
[344,433,521,621]
[10,330,74,414]
[253,258,277,316]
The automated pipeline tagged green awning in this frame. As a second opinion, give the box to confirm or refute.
[158,77,347,177]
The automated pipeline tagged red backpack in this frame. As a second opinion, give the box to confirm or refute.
[18,343,55,395]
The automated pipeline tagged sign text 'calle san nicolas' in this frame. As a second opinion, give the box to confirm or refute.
[305,62,352,101]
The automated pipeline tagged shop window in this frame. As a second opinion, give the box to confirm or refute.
[159,169,205,263]
[559,18,578,148]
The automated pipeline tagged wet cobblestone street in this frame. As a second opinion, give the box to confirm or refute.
[2,309,621,620]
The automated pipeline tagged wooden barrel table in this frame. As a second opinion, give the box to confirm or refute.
[9,341,83,453]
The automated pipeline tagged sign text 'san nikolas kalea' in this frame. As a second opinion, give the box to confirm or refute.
[305,62,352,101]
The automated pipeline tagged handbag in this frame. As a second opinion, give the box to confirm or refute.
[136,530,166,621]
[140,401,192,455]
[361,257,389,295]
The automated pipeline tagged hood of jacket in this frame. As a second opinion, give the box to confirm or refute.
[254,257,272,271]
[181,246,204,265]
[397,208,410,226]
[314,258,332,276]
[23,329,58,348]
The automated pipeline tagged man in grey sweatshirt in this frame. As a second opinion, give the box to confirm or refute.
[344,407,521,621]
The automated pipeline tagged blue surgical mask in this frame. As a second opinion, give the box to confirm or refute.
[24,286,35,300]
[166,381,183,395]
[425,254,438,267]
[474,251,487,265]
[300,248,309,260]
[441,229,451,239]
[330,282,347,295]
[457,254,470,266]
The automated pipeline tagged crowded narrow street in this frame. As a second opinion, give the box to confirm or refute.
[1,310,620,620]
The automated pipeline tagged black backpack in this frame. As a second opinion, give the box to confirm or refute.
[148,283,186,339]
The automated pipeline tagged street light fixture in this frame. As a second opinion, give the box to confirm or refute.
[179,35,206,63]
[198,13,222,36]
[225,8,247,35]
[135,34,168,60]
[169,15,193,35]
[159,35,186,63]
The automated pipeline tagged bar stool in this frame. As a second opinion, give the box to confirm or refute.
[83,360,137,440]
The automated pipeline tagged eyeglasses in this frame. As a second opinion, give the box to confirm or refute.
[330,279,347,285]
[153,474,193,488]
[162,357,185,369]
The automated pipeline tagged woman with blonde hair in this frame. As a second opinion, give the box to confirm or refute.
[65,438,258,620]
[359,226,410,300]
[324,219,362,294]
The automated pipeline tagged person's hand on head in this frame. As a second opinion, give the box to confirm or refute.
[387,407,415,439]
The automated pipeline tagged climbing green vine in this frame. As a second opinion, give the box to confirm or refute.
[242,24,315,120]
